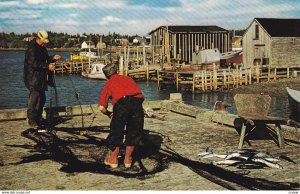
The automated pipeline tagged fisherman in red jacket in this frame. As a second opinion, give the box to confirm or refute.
[99,63,144,168]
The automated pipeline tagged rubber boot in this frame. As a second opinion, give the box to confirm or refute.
[124,146,134,168]
[104,147,119,168]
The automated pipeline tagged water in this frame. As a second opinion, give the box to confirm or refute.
[0,51,291,117]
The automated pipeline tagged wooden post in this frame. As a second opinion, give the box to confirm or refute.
[136,46,139,67]
[236,66,239,88]
[287,67,290,78]
[245,68,248,85]
[119,56,124,75]
[238,123,247,149]
[201,71,205,91]
[192,72,195,93]
[239,67,243,86]
[152,45,154,65]
[223,70,226,88]
[204,70,208,91]
[268,65,271,81]
[256,66,260,83]
[248,68,252,85]
[143,45,146,66]
[274,67,277,80]
[70,62,72,74]
[209,72,213,90]
[157,70,160,88]
[124,46,127,70]
[146,61,149,80]
[176,72,179,92]
[143,45,147,80]
[213,63,217,90]
[126,46,130,76]
[293,70,298,77]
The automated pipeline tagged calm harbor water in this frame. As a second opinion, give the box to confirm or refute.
[0,51,290,117]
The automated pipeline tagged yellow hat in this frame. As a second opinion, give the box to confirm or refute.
[37,30,49,43]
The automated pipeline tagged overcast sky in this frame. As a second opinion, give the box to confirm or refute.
[0,0,299,36]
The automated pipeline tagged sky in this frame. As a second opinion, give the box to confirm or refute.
[0,0,299,36]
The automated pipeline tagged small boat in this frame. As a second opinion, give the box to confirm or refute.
[286,87,300,121]
[70,51,100,60]
[81,62,106,79]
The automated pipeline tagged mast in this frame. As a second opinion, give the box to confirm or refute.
[165,25,171,65]
[88,35,91,71]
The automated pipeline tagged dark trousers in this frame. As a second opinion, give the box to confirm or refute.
[27,90,46,123]
[106,96,144,150]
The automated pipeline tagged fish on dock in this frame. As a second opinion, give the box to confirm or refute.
[198,147,283,169]
[212,159,241,166]
[224,152,249,161]
[251,158,283,169]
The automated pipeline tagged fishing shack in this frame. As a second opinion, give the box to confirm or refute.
[149,25,230,64]
[242,18,300,68]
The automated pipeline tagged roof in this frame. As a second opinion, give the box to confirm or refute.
[149,25,228,35]
[255,18,300,37]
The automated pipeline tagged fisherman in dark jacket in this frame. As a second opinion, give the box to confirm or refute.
[24,30,61,129]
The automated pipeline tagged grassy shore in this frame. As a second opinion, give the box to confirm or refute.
[231,77,300,96]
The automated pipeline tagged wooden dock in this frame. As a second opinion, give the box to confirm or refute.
[0,99,299,190]
[53,56,300,93]
[54,60,89,74]
[158,65,300,93]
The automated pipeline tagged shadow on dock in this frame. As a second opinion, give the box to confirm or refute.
[3,123,298,190]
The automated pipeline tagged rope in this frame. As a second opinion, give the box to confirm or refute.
[61,62,86,134]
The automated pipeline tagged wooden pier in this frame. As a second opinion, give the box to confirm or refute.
[158,65,300,93]
[54,61,89,74]
[53,49,300,93]
[0,99,299,190]
[54,58,108,75]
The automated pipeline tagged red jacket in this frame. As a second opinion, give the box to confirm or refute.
[99,74,144,108]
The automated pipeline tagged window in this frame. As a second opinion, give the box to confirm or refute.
[255,24,259,40]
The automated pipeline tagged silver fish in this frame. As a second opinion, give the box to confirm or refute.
[252,158,283,169]
[236,163,263,169]
[214,154,227,159]
[263,157,280,163]
[202,153,215,159]
[225,152,249,161]
[212,160,241,166]
[198,151,212,156]
[198,152,227,159]
[254,152,274,158]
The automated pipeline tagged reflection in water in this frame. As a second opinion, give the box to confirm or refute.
[0,51,295,119]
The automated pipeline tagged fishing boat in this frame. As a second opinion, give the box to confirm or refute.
[70,51,100,60]
[286,87,300,121]
[81,62,106,79]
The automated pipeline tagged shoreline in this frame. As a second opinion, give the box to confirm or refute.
[230,77,300,97]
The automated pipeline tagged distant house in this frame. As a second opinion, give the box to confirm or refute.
[81,41,95,49]
[242,18,300,67]
[133,36,146,45]
[23,36,34,42]
[149,25,230,63]
[133,38,139,44]
[114,38,129,46]
[96,42,106,49]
